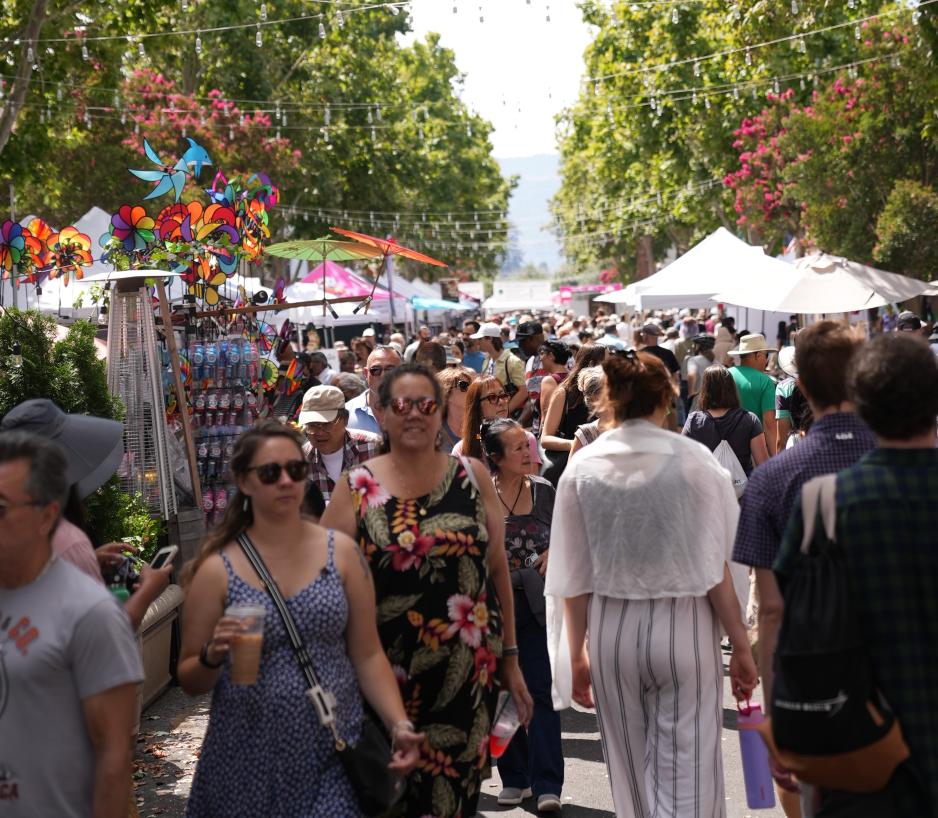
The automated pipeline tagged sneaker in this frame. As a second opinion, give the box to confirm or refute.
[497,787,533,805]
[537,793,562,812]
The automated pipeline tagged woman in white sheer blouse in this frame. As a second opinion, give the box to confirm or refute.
[545,350,757,818]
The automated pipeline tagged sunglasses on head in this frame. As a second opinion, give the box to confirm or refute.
[389,396,439,416]
[482,392,510,405]
[455,379,472,392]
[246,459,309,484]
[368,365,398,378]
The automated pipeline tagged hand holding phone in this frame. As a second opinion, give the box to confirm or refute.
[150,545,179,571]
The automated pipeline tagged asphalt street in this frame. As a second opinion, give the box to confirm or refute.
[134,660,785,817]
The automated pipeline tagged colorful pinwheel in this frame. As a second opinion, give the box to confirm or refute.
[185,256,228,306]
[108,205,156,252]
[0,220,43,283]
[47,227,93,284]
[26,217,54,271]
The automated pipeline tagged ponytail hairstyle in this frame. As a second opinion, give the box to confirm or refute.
[479,417,521,472]
[182,419,305,586]
[602,350,677,423]
[460,375,502,460]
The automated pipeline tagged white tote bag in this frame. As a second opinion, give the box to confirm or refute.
[713,438,748,498]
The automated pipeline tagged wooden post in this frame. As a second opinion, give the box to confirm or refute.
[155,279,203,513]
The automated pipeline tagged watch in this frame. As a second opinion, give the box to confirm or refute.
[199,640,225,669]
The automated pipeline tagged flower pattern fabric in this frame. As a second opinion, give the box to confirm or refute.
[348,457,502,818]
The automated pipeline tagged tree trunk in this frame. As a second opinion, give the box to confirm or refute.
[635,234,655,280]
[0,0,48,157]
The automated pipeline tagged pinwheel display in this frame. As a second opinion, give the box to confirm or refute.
[108,205,157,252]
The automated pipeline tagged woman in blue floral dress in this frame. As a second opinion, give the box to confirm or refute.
[177,421,422,818]
[324,363,533,818]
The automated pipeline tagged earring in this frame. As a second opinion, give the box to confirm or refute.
[242,495,250,512]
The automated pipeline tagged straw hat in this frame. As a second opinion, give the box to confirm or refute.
[727,333,773,356]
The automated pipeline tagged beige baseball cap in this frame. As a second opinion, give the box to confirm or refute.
[298,385,345,425]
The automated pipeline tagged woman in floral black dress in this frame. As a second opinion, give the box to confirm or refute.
[324,363,533,818]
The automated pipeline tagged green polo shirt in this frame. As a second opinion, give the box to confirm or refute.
[729,363,776,418]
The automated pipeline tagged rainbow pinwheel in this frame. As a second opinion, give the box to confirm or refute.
[26,217,54,270]
[47,227,93,284]
[0,220,43,282]
[108,205,156,252]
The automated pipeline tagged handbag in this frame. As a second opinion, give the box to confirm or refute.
[237,531,406,817]
[756,475,910,792]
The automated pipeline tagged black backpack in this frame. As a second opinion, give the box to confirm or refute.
[759,474,909,792]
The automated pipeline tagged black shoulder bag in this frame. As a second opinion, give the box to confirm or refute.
[237,531,406,817]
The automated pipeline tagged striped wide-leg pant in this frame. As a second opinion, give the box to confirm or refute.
[588,594,726,818]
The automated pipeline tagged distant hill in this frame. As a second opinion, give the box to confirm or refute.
[497,154,563,274]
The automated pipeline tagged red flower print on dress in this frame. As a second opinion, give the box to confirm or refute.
[472,646,497,692]
[349,467,390,510]
[445,592,491,648]
[386,527,436,571]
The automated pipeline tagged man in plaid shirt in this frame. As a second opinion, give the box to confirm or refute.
[298,385,381,505]
[775,333,938,814]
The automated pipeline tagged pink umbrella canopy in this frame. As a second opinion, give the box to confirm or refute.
[298,259,401,300]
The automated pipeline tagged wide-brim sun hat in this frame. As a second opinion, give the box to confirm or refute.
[727,333,773,356]
[0,398,124,499]
[778,346,798,378]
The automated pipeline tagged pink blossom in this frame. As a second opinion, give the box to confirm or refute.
[349,468,391,510]
[446,593,491,648]
[386,527,436,571]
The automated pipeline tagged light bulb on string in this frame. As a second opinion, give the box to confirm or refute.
[195,32,202,54]
[367,108,373,124]
[479,5,483,22]
[319,20,326,38]
[854,25,861,40]
[798,36,806,53]
[671,6,679,24]
[260,3,267,21]
[847,0,856,7]
[773,78,781,94]
[324,105,331,125]
[546,4,550,22]
[693,60,700,77]
[81,43,89,60]
[336,7,345,27]
[800,76,806,90]
[282,112,287,125]
[138,41,145,58]
[228,126,234,140]
[453,1,457,13]
[256,25,262,47]
[791,0,798,13]
[26,45,33,63]
[375,104,382,122]
[744,47,752,66]
[181,0,188,9]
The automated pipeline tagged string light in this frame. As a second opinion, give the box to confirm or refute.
[195,31,202,54]
[255,25,262,46]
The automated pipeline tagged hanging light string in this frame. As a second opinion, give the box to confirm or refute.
[586,0,934,83]
[0,1,410,47]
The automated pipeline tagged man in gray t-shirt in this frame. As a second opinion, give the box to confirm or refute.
[0,432,143,818]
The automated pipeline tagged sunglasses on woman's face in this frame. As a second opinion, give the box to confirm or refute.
[455,379,472,392]
[482,392,511,405]
[246,459,309,484]
[389,396,439,416]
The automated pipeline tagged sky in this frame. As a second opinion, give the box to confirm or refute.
[403,0,593,158]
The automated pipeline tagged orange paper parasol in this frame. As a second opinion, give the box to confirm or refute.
[329,227,448,267]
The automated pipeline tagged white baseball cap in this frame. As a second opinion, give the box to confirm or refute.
[362,327,376,337]
[470,322,502,339]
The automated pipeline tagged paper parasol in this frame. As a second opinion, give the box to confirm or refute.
[329,227,447,267]
[265,237,383,263]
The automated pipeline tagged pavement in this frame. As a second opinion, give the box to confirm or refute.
[134,660,784,818]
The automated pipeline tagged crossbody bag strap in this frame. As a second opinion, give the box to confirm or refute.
[236,530,346,749]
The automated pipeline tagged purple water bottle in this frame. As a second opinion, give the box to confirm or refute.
[737,701,776,809]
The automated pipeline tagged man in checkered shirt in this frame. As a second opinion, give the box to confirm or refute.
[299,385,381,505]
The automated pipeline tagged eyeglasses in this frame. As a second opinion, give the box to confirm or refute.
[305,417,340,433]
[246,460,309,484]
[0,498,42,518]
[455,379,472,392]
[368,365,398,378]
[482,392,511,405]
[388,396,439,416]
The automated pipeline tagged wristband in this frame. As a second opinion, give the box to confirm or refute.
[503,645,519,657]
[199,640,225,669]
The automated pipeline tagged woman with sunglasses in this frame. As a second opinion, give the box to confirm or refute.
[436,365,478,450]
[540,344,607,485]
[323,364,534,818]
[179,420,422,818]
[534,340,572,435]
[454,375,543,474]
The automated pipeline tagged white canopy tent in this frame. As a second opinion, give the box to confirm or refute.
[483,279,554,314]
[282,280,402,327]
[711,252,932,313]
[594,227,793,311]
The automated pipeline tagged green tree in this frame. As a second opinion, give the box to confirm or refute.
[874,181,938,280]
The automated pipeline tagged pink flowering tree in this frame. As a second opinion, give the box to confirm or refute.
[726,21,938,265]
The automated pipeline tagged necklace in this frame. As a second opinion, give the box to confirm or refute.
[495,476,525,516]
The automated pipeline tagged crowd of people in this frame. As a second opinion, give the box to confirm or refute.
[1,300,937,818]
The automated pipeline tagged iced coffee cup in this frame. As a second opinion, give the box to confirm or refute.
[226,604,266,685]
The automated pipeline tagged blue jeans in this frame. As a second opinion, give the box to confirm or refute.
[496,589,564,796]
